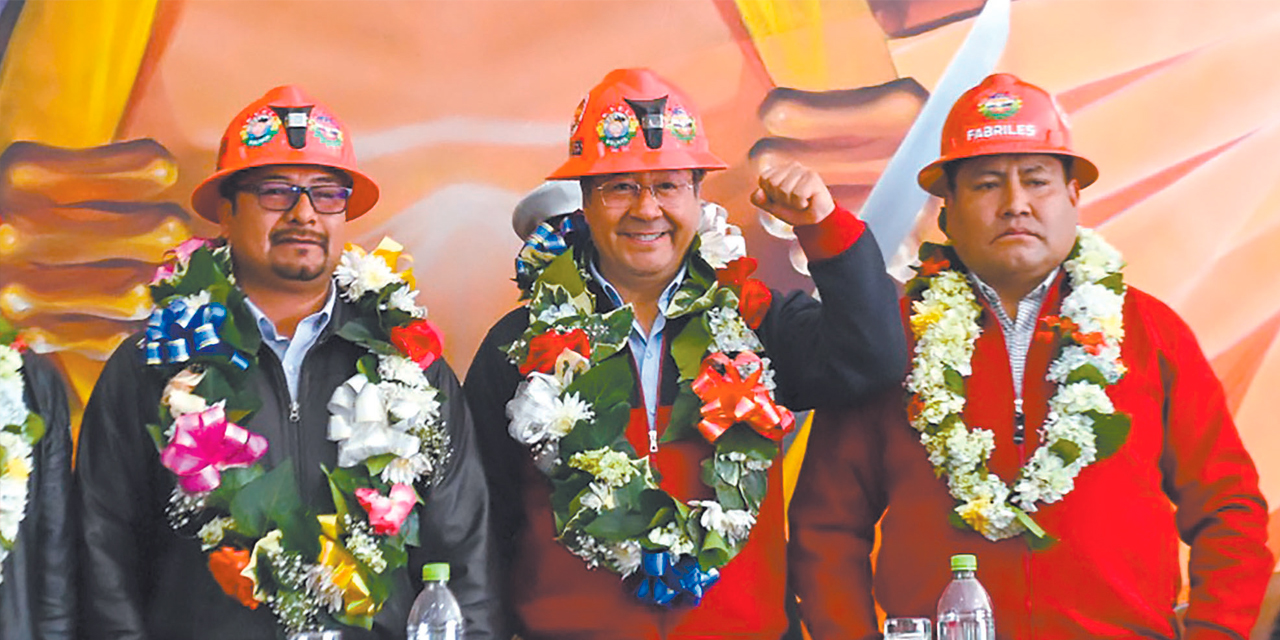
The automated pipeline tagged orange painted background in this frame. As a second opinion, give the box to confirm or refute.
[0,0,1277,634]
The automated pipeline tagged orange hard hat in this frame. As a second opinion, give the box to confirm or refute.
[548,68,728,180]
[191,85,379,221]
[917,73,1098,197]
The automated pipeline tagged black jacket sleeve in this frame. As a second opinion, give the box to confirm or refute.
[0,353,75,640]
[412,358,504,640]
[74,339,160,640]
[462,309,531,638]
[756,227,907,411]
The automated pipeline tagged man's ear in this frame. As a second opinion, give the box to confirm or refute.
[216,197,235,236]
[1067,178,1081,207]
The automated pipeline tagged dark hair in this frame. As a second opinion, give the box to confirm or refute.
[943,155,1075,193]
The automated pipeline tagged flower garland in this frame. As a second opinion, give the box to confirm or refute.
[904,227,1132,545]
[0,320,45,586]
[146,237,450,633]
[503,204,792,607]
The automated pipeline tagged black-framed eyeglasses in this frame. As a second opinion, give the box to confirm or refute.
[240,182,352,215]
[595,179,695,209]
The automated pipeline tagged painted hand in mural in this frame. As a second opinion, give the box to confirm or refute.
[0,139,190,359]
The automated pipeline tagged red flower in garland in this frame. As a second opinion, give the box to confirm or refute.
[917,253,951,278]
[716,256,758,287]
[208,547,259,609]
[390,319,443,370]
[521,328,592,375]
[716,256,772,329]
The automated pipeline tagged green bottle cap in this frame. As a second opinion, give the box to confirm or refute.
[422,563,450,582]
[950,554,977,572]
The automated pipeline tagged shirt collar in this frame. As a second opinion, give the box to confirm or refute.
[244,282,337,342]
[588,259,687,319]
[968,267,1059,325]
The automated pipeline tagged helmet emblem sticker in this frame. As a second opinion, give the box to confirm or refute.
[596,105,639,151]
[309,113,344,148]
[667,105,696,143]
[240,108,282,147]
[978,92,1022,120]
[569,97,587,136]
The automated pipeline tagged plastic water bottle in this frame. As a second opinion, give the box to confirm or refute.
[407,563,464,640]
[936,554,994,640]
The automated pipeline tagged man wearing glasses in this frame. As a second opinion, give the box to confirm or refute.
[75,86,499,639]
[465,68,906,640]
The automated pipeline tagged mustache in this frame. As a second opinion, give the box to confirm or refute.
[270,229,328,246]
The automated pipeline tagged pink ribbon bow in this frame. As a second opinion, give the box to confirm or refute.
[160,402,268,493]
[690,352,795,444]
[355,483,417,536]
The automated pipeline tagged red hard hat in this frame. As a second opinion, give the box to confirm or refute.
[917,73,1098,197]
[191,85,379,221]
[548,68,728,180]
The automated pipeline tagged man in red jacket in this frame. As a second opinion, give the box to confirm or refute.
[790,73,1275,640]
[465,68,907,639]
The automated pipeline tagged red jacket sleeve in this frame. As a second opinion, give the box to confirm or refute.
[1144,295,1275,639]
[789,390,897,640]
[794,205,866,261]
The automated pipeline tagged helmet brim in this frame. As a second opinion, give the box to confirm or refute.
[917,150,1098,198]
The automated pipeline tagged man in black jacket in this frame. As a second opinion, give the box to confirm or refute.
[75,86,499,640]
[0,344,74,640]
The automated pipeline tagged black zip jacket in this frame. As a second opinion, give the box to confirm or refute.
[75,296,500,640]
[0,353,74,640]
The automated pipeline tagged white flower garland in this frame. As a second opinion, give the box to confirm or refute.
[906,227,1128,541]
[0,343,36,585]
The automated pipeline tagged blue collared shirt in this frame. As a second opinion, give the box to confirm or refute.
[589,261,686,436]
[244,286,337,402]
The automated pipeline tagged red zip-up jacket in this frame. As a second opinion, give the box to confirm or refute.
[790,277,1274,640]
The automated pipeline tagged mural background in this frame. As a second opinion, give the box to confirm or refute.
[1,0,1276,634]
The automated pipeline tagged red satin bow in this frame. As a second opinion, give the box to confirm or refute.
[160,403,268,493]
[715,257,771,329]
[690,352,794,443]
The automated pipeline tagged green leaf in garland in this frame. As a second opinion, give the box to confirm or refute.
[592,307,634,362]
[145,422,166,451]
[550,470,593,531]
[1065,363,1108,387]
[224,289,261,356]
[661,386,702,443]
[948,510,968,531]
[697,530,731,570]
[559,402,629,458]
[713,423,777,463]
[20,412,45,445]
[666,280,721,319]
[322,465,364,523]
[206,465,266,511]
[713,481,746,511]
[943,368,966,396]
[334,612,375,631]
[714,456,740,486]
[670,318,712,382]
[541,250,586,298]
[230,463,319,557]
[739,469,768,512]
[362,453,397,477]
[1091,411,1131,460]
[583,489,671,540]
[1097,272,1125,296]
[1048,439,1081,465]
[356,353,381,383]
[337,318,397,356]
[564,352,633,409]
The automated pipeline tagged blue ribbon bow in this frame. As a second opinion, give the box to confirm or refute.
[635,551,720,607]
[144,299,248,370]
[515,213,585,287]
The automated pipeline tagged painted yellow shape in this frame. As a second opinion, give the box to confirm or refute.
[734,0,896,91]
[0,0,159,149]
[0,282,151,322]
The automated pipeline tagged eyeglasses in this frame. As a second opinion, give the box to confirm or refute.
[240,182,353,215]
[595,179,695,209]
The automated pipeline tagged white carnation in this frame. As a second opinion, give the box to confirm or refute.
[335,251,401,301]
